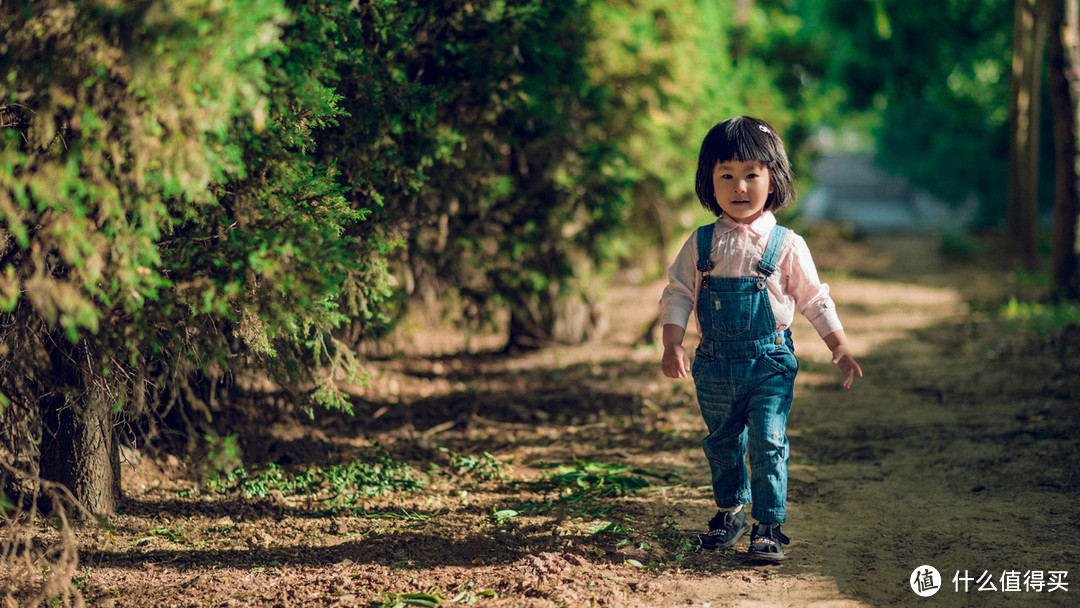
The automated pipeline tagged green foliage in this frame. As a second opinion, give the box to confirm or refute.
[0,0,865,499]
[939,229,980,262]
[492,508,519,526]
[449,586,499,605]
[587,0,827,259]
[202,433,244,484]
[448,451,509,481]
[513,459,680,518]
[541,459,658,497]
[0,0,395,475]
[70,567,93,594]
[650,517,700,557]
[0,0,846,421]
[375,592,444,608]
[318,0,635,345]
[376,585,497,606]
[358,508,431,521]
[148,525,190,546]
[793,0,1015,218]
[1000,298,1080,334]
[203,453,425,508]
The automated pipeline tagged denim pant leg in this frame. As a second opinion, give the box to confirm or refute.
[745,360,795,523]
[693,358,752,509]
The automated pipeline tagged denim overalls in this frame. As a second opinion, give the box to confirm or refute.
[690,222,798,524]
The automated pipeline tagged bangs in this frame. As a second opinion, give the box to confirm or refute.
[707,118,782,164]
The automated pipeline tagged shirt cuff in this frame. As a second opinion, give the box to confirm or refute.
[660,303,693,330]
[808,307,844,339]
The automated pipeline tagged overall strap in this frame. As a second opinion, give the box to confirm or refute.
[696,223,716,289]
[756,224,788,278]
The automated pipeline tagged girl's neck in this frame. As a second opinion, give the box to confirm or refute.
[724,210,767,225]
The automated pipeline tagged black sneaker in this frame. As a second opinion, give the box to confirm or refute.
[747,523,790,562]
[700,508,750,550]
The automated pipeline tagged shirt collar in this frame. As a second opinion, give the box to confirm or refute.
[715,211,776,237]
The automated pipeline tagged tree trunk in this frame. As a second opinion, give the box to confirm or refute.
[1049,0,1080,298]
[1009,0,1047,268]
[39,340,120,517]
[507,287,600,350]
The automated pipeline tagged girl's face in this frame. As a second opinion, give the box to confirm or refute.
[712,160,773,224]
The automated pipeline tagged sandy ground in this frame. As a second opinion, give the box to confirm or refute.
[9,231,1080,608]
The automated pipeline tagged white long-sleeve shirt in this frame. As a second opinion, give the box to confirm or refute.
[659,212,843,339]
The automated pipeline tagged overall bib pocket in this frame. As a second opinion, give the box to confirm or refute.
[706,289,753,339]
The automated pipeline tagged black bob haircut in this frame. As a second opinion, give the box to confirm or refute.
[694,116,795,217]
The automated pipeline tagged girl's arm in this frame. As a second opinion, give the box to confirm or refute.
[659,233,701,332]
[661,323,691,379]
[824,329,862,389]
[781,235,843,339]
[659,229,704,380]
[780,234,860,388]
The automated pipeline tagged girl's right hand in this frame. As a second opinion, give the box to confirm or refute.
[662,344,691,379]
[831,344,863,389]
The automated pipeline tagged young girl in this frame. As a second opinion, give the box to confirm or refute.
[659,116,861,561]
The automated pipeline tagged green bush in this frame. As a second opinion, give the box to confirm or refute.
[0,0,392,510]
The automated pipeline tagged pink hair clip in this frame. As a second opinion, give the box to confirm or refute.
[758,124,770,135]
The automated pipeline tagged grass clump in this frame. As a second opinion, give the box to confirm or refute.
[539,459,679,496]
[447,451,509,481]
[512,459,681,518]
[200,449,425,509]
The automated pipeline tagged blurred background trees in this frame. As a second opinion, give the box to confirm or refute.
[2,0,1078,514]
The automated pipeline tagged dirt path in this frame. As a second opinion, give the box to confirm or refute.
[54,234,1080,608]
[783,244,1080,607]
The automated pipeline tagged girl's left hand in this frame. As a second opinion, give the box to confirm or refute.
[831,345,863,389]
